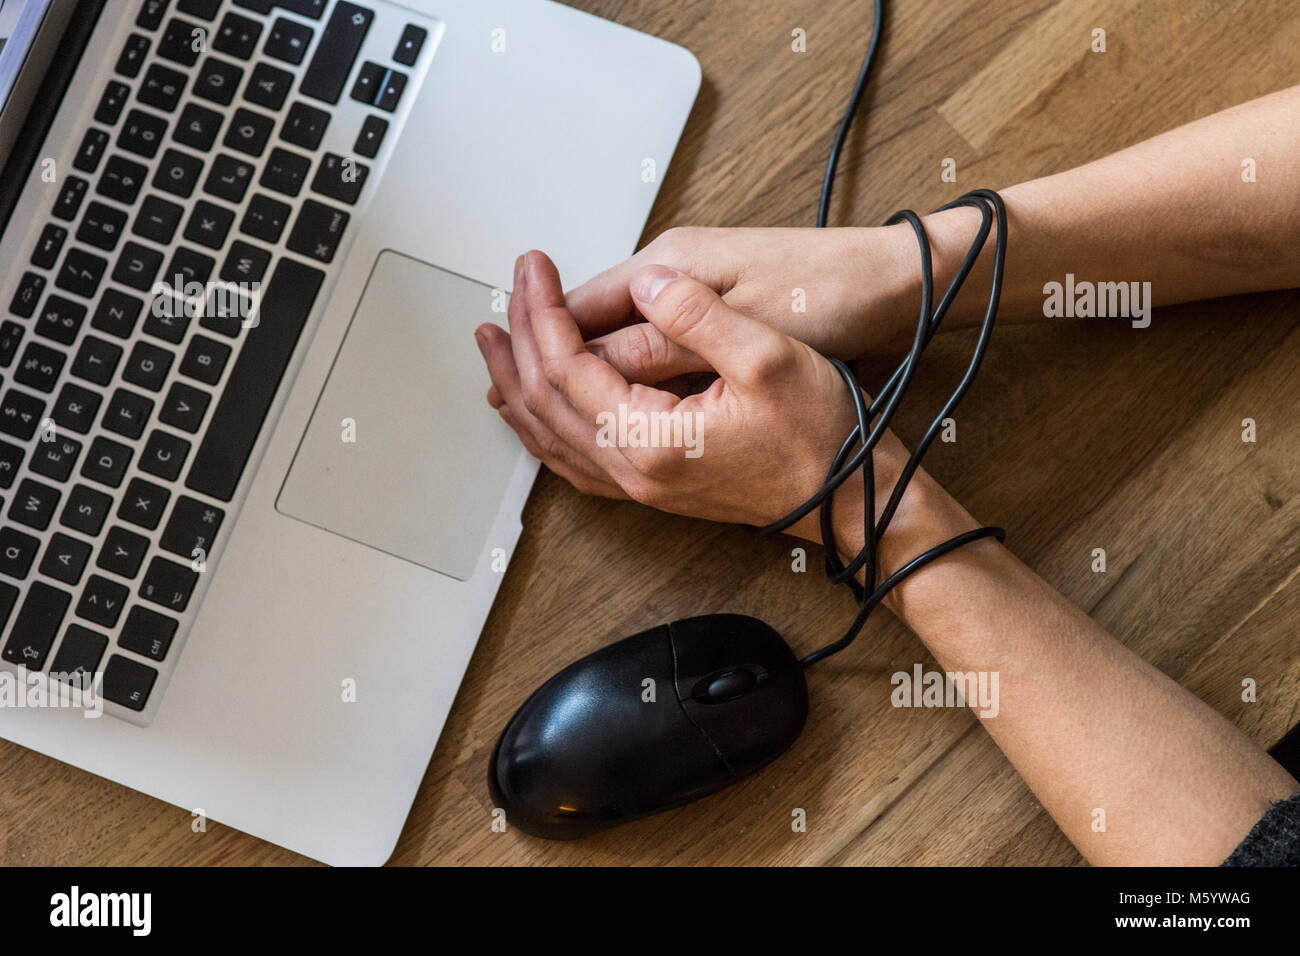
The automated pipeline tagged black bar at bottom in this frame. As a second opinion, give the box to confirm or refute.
[185,257,324,501]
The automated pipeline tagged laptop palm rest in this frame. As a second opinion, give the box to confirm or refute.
[276,250,521,581]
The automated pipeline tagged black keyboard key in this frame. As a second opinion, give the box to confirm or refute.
[116,34,151,78]
[299,2,371,103]
[374,69,408,113]
[178,0,221,20]
[183,199,235,248]
[9,478,61,530]
[264,16,313,65]
[73,128,111,173]
[134,194,185,244]
[137,0,170,31]
[203,153,254,202]
[40,533,92,585]
[153,147,204,197]
[119,476,172,531]
[9,272,44,318]
[123,340,175,391]
[76,439,126,486]
[349,60,383,105]
[200,285,254,337]
[140,555,198,612]
[394,24,426,66]
[52,175,89,221]
[161,495,223,563]
[140,429,191,481]
[77,201,129,252]
[194,56,244,106]
[219,240,270,284]
[0,527,40,579]
[98,154,148,204]
[72,335,123,386]
[174,102,223,151]
[78,574,129,627]
[56,248,108,298]
[119,605,178,662]
[245,62,293,110]
[239,192,290,243]
[143,293,192,345]
[1,582,71,668]
[223,106,274,156]
[117,109,168,159]
[102,654,158,710]
[52,382,103,435]
[0,439,22,488]
[112,241,165,292]
[165,246,215,288]
[61,484,113,536]
[0,582,15,631]
[15,341,65,393]
[98,527,150,578]
[158,17,204,66]
[31,224,68,269]
[92,289,144,339]
[0,322,21,370]
[139,62,188,112]
[0,389,46,440]
[49,624,108,688]
[354,115,387,159]
[187,258,322,499]
[311,151,367,204]
[214,11,262,58]
[29,435,82,483]
[179,334,230,385]
[233,0,325,16]
[102,388,154,440]
[95,81,132,125]
[280,100,328,149]
[261,145,310,196]
[286,198,348,263]
[160,381,209,433]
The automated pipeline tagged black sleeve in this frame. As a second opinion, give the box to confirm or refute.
[1221,791,1300,866]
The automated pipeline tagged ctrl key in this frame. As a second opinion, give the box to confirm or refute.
[102,653,158,711]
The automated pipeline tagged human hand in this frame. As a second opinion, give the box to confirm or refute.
[554,226,926,386]
[476,251,975,576]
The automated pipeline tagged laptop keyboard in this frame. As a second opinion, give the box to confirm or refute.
[0,0,433,723]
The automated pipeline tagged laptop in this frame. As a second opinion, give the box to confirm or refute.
[0,0,699,865]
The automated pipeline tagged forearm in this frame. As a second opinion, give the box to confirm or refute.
[820,471,1299,866]
[864,84,1300,334]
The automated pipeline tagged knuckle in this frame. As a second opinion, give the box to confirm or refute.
[665,287,715,338]
[621,324,666,375]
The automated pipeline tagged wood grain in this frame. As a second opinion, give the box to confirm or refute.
[3,0,1297,866]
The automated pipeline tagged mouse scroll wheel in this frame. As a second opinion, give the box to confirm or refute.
[695,668,759,703]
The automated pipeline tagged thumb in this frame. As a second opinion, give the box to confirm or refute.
[587,323,710,384]
[629,265,792,388]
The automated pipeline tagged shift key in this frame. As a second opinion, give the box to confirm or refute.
[299,2,373,104]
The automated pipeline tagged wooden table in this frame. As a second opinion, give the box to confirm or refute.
[6,0,1298,866]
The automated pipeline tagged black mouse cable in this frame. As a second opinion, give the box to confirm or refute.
[753,0,1008,669]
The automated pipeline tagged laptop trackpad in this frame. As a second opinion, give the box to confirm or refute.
[277,251,520,581]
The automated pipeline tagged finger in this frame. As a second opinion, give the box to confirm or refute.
[507,253,637,477]
[564,256,644,338]
[628,265,793,389]
[522,250,676,428]
[587,322,711,384]
[498,407,627,500]
[477,321,624,491]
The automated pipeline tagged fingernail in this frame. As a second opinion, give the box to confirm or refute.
[473,327,487,356]
[513,254,526,290]
[630,265,678,303]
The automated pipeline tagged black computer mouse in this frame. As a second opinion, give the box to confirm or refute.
[488,613,808,839]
